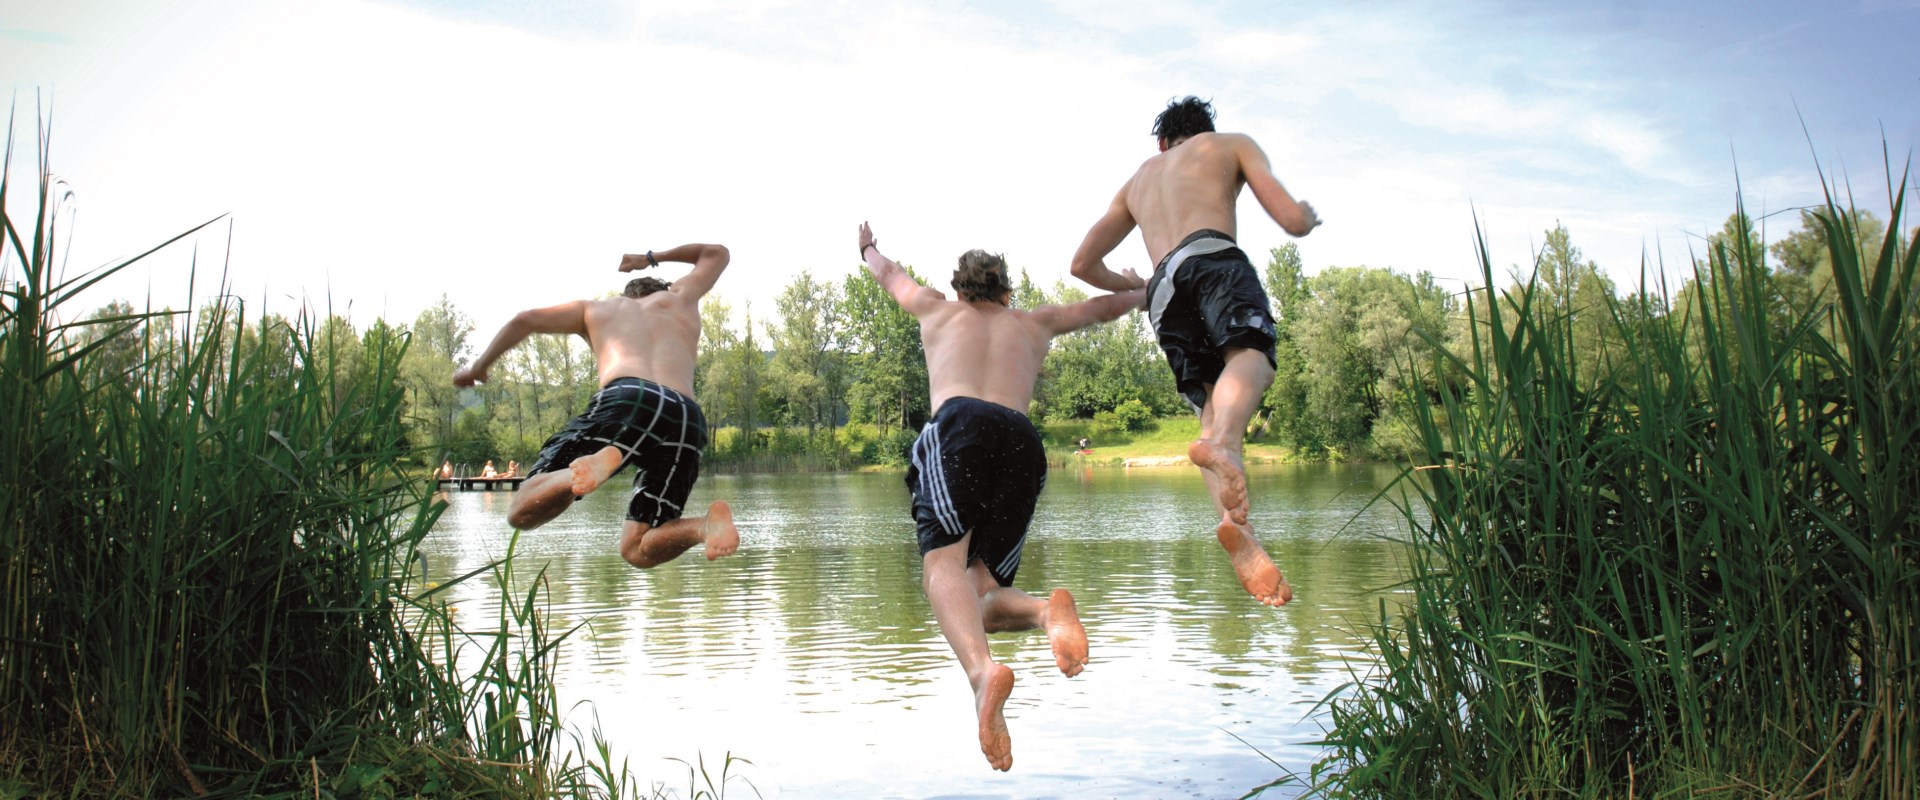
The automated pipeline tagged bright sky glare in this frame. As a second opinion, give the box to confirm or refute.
[4,0,1918,338]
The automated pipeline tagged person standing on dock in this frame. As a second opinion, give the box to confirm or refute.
[858,222,1142,772]
[453,243,739,569]
[1069,96,1320,607]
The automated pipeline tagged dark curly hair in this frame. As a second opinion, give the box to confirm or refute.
[624,276,672,298]
[1152,96,1216,147]
[952,249,1012,304]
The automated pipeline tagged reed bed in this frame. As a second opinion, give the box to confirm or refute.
[1310,170,1918,798]
[0,113,646,797]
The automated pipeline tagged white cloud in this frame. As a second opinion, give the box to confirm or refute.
[4,0,1910,344]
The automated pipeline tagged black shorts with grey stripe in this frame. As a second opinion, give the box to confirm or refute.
[904,396,1047,587]
[525,377,709,527]
[1145,228,1279,413]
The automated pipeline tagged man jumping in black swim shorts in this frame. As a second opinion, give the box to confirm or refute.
[858,221,1144,772]
[1071,96,1321,608]
[454,243,739,569]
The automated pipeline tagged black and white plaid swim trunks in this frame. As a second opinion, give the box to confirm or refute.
[525,377,709,527]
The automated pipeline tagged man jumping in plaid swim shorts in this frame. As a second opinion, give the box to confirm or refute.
[454,243,738,569]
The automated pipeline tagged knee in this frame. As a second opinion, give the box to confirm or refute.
[507,508,544,531]
[619,525,659,569]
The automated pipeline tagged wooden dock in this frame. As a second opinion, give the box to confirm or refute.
[436,476,527,492]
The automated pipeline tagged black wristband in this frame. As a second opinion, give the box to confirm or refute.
[861,241,877,258]
[646,250,658,267]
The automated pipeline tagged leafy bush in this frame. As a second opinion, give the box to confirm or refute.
[1093,398,1154,433]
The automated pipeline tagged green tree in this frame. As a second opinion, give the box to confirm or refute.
[1770,207,1886,320]
[696,298,765,454]
[765,271,847,435]
[842,267,928,433]
[1535,224,1621,387]
[1012,268,1048,312]
[76,300,146,389]
[1261,245,1310,441]
[1675,209,1783,367]
[313,314,363,412]
[1034,280,1171,419]
[401,295,473,460]
[1288,265,1453,452]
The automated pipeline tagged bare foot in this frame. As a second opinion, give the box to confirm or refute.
[1188,440,1249,525]
[1217,520,1291,607]
[569,446,623,496]
[701,500,738,560]
[975,664,1015,771]
[1046,589,1089,677]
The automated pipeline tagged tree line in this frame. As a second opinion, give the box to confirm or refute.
[76,208,1905,470]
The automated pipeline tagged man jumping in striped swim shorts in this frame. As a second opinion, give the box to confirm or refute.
[454,243,739,569]
[858,221,1143,772]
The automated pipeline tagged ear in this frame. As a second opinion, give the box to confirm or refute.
[1157,138,1170,153]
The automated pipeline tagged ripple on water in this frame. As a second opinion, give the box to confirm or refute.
[419,464,1405,798]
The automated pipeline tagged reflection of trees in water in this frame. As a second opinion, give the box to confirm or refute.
[423,465,1410,696]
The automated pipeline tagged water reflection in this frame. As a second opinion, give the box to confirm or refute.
[421,463,1409,799]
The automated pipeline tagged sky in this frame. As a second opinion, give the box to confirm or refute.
[4,0,1918,340]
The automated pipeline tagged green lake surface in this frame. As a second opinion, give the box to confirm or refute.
[421,462,1410,799]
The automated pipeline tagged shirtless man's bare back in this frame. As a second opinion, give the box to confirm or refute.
[452,243,739,569]
[1071,97,1321,607]
[859,222,1142,772]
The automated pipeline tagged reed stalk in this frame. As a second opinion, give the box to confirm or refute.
[0,107,645,798]
[1312,165,1918,797]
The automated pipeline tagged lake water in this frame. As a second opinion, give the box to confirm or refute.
[420,462,1410,799]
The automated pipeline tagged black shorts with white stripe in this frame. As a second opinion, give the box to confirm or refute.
[525,377,709,527]
[905,396,1047,587]
[1145,228,1279,413]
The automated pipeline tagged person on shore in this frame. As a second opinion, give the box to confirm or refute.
[452,243,739,569]
[859,221,1143,771]
[1069,96,1321,607]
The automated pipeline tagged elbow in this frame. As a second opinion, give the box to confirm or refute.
[703,243,731,264]
[1069,256,1094,280]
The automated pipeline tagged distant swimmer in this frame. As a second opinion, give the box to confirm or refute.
[859,221,1143,771]
[454,244,739,569]
[1070,96,1321,607]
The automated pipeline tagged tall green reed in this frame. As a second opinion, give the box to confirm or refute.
[0,108,647,798]
[1312,166,1917,797]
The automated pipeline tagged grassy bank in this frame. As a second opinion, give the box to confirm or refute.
[1038,416,1298,467]
[1303,173,1918,797]
[0,119,646,798]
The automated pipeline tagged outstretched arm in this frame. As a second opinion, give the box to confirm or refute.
[859,222,943,316]
[621,243,731,300]
[1235,136,1321,237]
[1070,183,1148,292]
[452,301,588,387]
[1030,288,1147,336]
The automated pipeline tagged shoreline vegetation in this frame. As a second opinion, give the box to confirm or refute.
[7,105,1915,799]
[1,118,730,799]
[1288,169,1918,796]
[423,417,1307,481]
